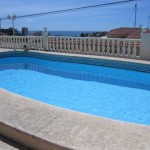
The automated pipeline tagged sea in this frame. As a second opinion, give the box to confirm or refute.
[29,31,96,37]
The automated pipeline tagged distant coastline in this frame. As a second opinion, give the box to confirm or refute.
[0,28,107,37]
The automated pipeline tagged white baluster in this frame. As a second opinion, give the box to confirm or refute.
[135,41,140,58]
[92,38,96,55]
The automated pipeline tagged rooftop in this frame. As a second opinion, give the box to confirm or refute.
[107,27,150,39]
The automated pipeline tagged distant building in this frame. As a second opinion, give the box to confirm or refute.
[0,31,7,35]
[22,27,28,36]
[107,27,145,39]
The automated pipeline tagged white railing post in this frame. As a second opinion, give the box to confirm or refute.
[43,27,48,50]
[140,28,150,60]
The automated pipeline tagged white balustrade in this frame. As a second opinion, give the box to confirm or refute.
[0,35,140,59]
[48,36,141,58]
[0,36,43,50]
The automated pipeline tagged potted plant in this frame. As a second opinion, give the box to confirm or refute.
[23,45,29,52]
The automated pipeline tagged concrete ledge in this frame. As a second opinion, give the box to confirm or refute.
[0,88,150,150]
[0,134,29,150]
[0,122,67,150]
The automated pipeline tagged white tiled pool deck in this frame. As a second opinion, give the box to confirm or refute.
[0,49,150,150]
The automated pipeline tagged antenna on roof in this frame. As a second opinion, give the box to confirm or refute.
[148,16,150,29]
[0,18,1,30]
[134,2,137,28]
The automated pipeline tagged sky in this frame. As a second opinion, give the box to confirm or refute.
[0,0,150,31]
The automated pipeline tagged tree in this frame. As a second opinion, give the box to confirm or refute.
[0,28,18,35]
[32,31,43,36]
[80,33,85,37]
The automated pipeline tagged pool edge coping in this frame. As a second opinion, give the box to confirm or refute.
[0,88,150,150]
[1,48,150,65]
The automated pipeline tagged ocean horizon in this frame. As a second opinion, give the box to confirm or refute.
[28,31,99,37]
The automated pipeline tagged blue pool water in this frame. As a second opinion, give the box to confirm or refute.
[0,57,150,125]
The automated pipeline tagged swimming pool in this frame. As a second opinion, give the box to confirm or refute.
[0,56,150,125]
